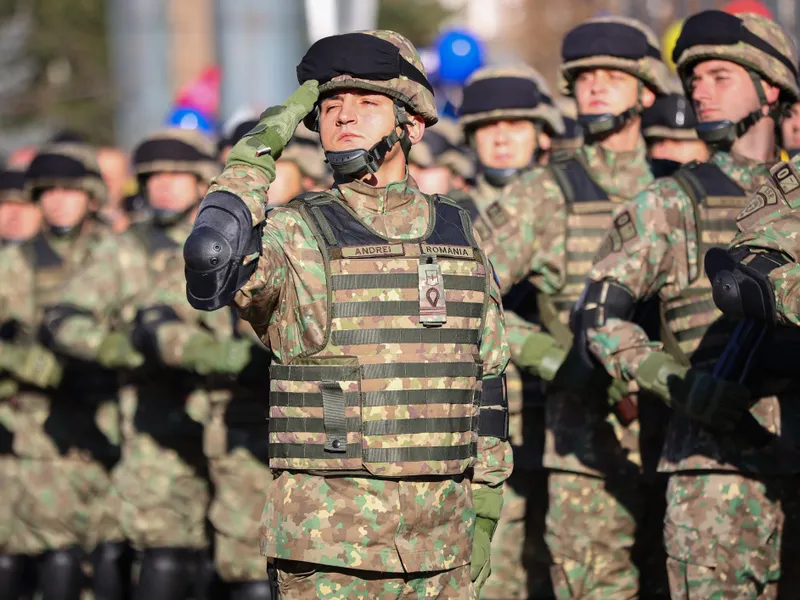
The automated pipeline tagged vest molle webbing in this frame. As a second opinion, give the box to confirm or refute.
[665,162,751,367]
[548,156,616,325]
[268,193,507,477]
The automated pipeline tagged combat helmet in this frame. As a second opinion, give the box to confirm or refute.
[132,128,220,225]
[296,30,436,177]
[673,10,799,146]
[641,93,699,142]
[0,166,29,205]
[560,16,672,138]
[25,143,107,235]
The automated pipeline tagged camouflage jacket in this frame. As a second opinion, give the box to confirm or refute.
[727,154,800,326]
[493,141,655,477]
[211,161,512,573]
[460,173,545,466]
[585,150,799,474]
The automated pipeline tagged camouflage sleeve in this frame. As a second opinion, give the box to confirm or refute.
[208,160,277,227]
[235,207,328,361]
[473,259,513,488]
[0,246,35,327]
[479,168,562,294]
[48,231,150,360]
[585,179,698,380]
[727,158,800,326]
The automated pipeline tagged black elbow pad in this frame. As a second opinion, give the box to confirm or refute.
[184,191,262,311]
[706,246,787,324]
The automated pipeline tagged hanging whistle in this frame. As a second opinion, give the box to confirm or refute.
[418,255,447,326]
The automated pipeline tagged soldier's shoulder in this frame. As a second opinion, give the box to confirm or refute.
[507,165,562,205]
[632,173,693,213]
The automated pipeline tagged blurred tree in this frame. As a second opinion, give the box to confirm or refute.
[378,0,452,46]
[0,0,113,145]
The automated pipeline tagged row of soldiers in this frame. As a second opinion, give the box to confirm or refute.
[3,7,800,600]
[0,123,332,599]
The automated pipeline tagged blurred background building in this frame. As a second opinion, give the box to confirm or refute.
[0,0,795,151]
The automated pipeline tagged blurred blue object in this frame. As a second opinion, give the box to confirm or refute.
[166,106,215,135]
[435,29,484,85]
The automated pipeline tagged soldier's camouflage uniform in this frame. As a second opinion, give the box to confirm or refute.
[4,143,132,557]
[192,29,513,600]
[583,12,800,598]
[485,16,675,598]
[456,64,563,600]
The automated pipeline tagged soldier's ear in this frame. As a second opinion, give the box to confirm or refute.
[405,113,426,145]
[641,86,656,110]
[761,80,780,107]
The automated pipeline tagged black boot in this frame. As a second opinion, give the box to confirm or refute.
[134,547,190,600]
[91,541,133,600]
[38,546,84,600]
[0,554,25,600]
[230,580,273,600]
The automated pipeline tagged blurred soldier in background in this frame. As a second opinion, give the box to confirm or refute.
[504,16,672,599]
[4,143,134,600]
[408,119,474,195]
[781,98,800,156]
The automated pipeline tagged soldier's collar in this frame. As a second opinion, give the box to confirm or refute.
[335,174,418,214]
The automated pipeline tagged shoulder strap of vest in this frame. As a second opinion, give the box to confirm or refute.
[429,194,479,247]
[442,189,480,223]
[22,234,63,269]
[548,155,609,204]
[129,222,178,256]
[291,190,387,249]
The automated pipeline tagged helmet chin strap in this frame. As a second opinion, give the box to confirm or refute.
[579,80,643,140]
[325,104,412,178]
[696,71,772,147]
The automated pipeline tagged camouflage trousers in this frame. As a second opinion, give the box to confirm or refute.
[481,470,552,599]
[207,447,271,582]
[11,454,123,555]
[545,471,668,600]
[113,433,209,550]
[275,559,474,599]
[665,472,800,599]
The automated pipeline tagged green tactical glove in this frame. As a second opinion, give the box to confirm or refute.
[517,332,566,382]
[471,485,503,591]
[227,80,320,166]
[97,331,144,369]
[1,343,63,388]
[182,335,252,376]
[636,351,751,431]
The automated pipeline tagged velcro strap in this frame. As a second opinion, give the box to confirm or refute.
[319,381,347,453]
[480,375,507,408]
[477,409,509,439]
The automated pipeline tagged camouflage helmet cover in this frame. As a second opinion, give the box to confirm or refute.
[459,65,566,135]
[560,16,673,97]
[673,11,800,103]
[298,30,438,127]
[133,128,220,183]
[25,143,107,205]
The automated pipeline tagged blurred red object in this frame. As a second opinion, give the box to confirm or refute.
[175,66,221,118]
[721,0,774,19]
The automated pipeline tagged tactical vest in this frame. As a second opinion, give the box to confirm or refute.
[269,192,506,477]
[548,156,616,328]
[22,233,69,307]
[664,162,751,367]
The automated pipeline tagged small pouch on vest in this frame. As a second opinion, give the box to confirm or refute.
[319,381,348,453]
[418,255,447,326]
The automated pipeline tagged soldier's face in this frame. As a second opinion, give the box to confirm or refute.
[408,164,452,195]
[0,202,41,241]
[39,188,90,228]
[267,161,304,206]
[146,172,203,212]
[319,91,399,153]
[575,68,642,117]
[781,103,800,150]
[690,60,769,124]
[473,120,537,170]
